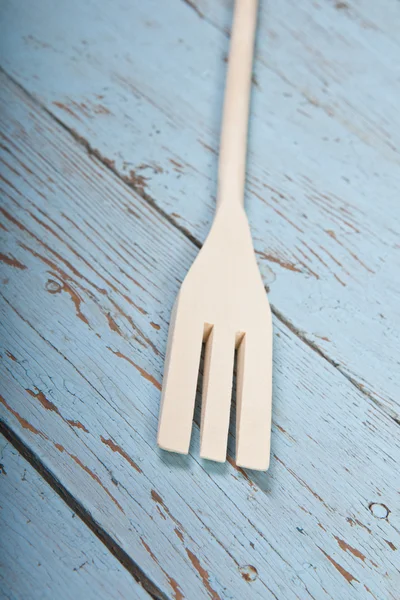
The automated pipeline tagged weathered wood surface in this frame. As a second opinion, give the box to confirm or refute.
[0,434,151,600]
[1,69,399,599]
[1,0,399,421]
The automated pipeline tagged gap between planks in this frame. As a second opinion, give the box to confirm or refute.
[1,66,396,428]
[0,419,169,600]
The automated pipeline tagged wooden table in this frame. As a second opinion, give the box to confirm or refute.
[1,1,399,598]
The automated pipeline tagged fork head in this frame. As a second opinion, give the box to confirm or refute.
[158,207,272,470]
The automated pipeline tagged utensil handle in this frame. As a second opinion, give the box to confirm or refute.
[216,0,258,211]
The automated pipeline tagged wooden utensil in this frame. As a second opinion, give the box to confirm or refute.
[158,0,272,470]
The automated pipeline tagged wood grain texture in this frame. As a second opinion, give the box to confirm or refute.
[1,73,399,599]
[0,435,151,600]
[158,0,274,470]
[0,0,399,421]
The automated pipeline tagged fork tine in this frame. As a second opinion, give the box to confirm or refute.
[236,330,273,470]
[200,327,235,462]
[157,304,203,454]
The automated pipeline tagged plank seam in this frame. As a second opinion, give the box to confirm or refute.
[1,66,398,428]
[0,419,170,600]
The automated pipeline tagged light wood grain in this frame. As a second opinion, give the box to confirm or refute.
[0,0,399,421]
[158,0,274,470]
[0,435,151,600]
[1,73,399,599]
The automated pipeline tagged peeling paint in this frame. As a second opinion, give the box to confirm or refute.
[0,252,27,270]
[319,547,359,584]
[100,436,142,473]
[186,548,221,600]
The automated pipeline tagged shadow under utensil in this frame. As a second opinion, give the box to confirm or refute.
[157,446,193,471]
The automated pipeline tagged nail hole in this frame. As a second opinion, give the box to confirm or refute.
[239,565,258,582]
[46,279,62,294]
[369,502,390,519]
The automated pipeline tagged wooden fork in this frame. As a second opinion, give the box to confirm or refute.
[158,0,272,470]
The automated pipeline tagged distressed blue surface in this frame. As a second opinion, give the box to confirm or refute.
[0,1,399,598]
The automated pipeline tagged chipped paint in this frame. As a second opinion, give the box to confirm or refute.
[108,347,161,390]
[26,388,61,415]
[0,252,27,270]
[186,548,221,600]
[100,436,142,473]
[141,537,184,600]
[319,547,359,584]
[334,536,366,562]
[67,420,89,433]
[0,395,48,439]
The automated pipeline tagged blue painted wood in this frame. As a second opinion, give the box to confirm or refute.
[0,434,151,599]
[0,72,399,599]
[0,0,399,422]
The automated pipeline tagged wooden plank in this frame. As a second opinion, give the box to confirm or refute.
[0,0,399,419]
[0,434,151,600]
[1,72,399,600]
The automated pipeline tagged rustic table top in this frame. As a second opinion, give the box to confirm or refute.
[0,1,399,598]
